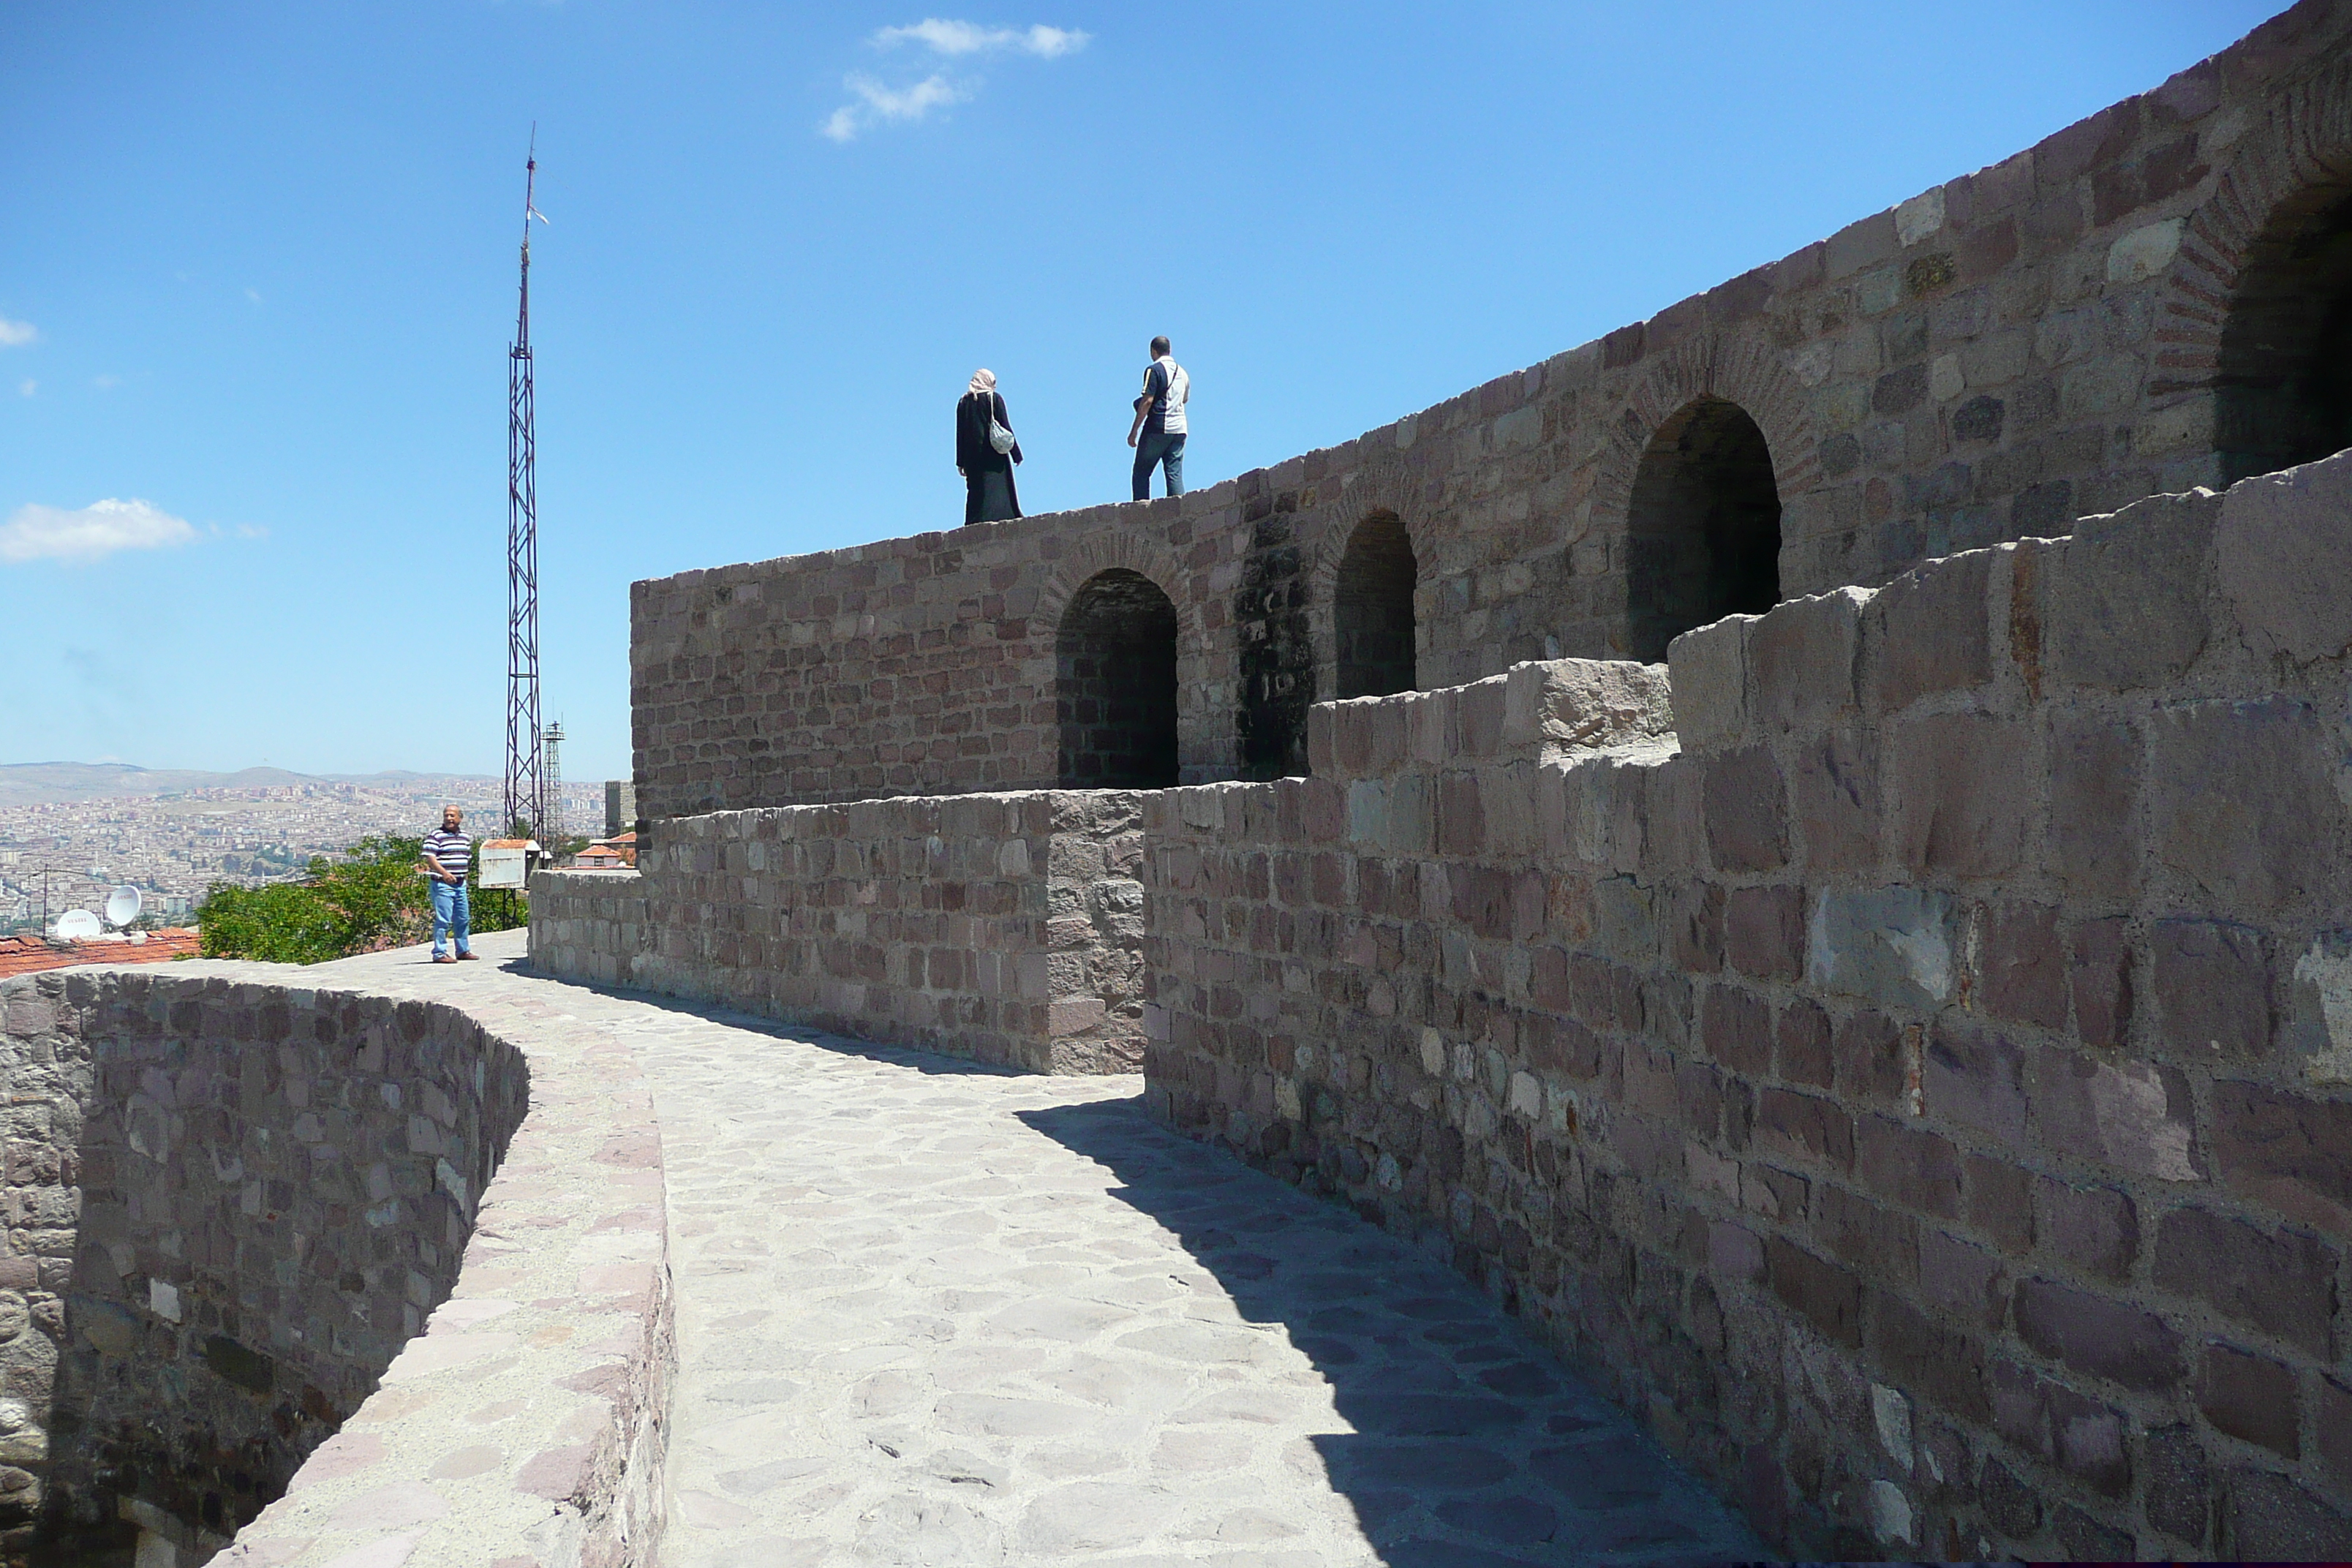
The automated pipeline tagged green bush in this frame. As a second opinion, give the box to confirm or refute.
[197,834,527,963]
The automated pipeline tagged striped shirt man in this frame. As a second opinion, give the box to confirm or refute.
[421,826,472,883]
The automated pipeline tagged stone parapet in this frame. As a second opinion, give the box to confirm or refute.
[0,959,671,1568]
[1142,452,2352,1559]
[530,788,1150,1074]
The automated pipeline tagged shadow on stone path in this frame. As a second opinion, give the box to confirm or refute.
[1018,1096,1763,1567]
[503,970,1765,1567]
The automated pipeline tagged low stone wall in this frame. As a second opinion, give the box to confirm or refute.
[0,960,672,1568]
[1142,455,2352,1558]
[530,789,1148,1074]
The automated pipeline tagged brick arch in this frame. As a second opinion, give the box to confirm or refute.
[1033,528,1232,784]
[1304,497,1426,704]
[1586,335,1823,534]
[1033,530,1200,648]
[2153,51,2352,475]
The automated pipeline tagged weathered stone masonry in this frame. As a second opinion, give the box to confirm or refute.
[0,963,674,1568]
[631,1,2352,820]
[1144,454,2352,1559]
[532,789,1150,1074]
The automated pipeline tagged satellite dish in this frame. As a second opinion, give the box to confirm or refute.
[105,886,142,929]
[54,910,102,941]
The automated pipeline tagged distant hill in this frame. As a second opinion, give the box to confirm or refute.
[0,762,500,807]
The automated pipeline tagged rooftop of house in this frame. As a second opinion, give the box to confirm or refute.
[0,927,203,979]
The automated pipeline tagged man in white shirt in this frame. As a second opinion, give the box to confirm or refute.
[1126,335,1189,501]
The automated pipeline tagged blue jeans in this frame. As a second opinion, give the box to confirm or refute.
[431,879,471,958]
[1132,431,1186,500]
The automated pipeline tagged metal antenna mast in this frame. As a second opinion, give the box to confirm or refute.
[504,137,545,840]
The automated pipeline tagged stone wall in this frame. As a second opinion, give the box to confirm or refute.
[530,789,1150,1074]
[1141,453,2352,1558]
[0,971,529,1561]
[633,1,2352,818]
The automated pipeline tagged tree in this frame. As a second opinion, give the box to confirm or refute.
[196,834,527,962]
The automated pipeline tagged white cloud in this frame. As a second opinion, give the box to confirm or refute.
[0,319,35,347]
[92,374,119,390]
[16,380,31,398]
[874,19,1088,57]
[234,522,269,540]
[825,18,1085,141]
[822,72,968,142]
[245,287,263,304]
[0,499,200,565]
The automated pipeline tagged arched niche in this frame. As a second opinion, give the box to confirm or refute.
[1625,396,1782,663]
[1056,568,1180,788]
[1333,511,1417,700]
[2217,181,2352,483]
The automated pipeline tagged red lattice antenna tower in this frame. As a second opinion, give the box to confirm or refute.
[504,136,549,840]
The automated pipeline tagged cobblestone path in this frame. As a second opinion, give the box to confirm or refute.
[319,935,1765,1565]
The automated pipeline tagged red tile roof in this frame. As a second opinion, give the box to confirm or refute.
[0,927,204,979]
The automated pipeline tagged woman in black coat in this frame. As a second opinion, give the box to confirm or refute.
[957,368,1023,525]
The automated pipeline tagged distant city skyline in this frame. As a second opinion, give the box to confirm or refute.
[1,1,2280,779]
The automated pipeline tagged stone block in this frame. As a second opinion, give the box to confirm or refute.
[1989,1360,2131,1497]
[2035,1178,2137,1281]
[2012,1277,2182,1392]
[1790,731,1881,872]
[2217,448,2352,663]
[1724,886,1804,981]
[2047,709,2139,905]
[1748,589,1866,734]
[2032,1048,2197,1182]
[2144,1425,2213,1549]
[2198,1343,2299,1458]
[1630,757,1700,878]
[2211,1082,2352,1238]
[1808,886,1958,1012]
[2149,698,2345,916]
[1662,881,1725,973]
[1857,1115,1961,1218]
[2323,1377,2352,1497]
[1861,551,1992,714]
[2043,489,2215,690]
[1666,615,1755,753]
[1979,902,2065,1029]
[1920,1228,2008,1327]
[2152,1205,2337,1357]
[1701,984,1772,1075]
[1708,1221,1765,1281]
[1765,1237,1863,1348]
[1775,998,1833,1088]
[1754,1088,1853,1172]
[1925,1020,2027,1145]
[2151,919,2273,1058]
[1503,657,1675,761]
[2224,1468,2352,1559]
[1892,713,2032,878]
[1871,1289,1990,1425]
[1701,745,1789,872]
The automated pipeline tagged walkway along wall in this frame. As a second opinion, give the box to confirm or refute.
[632,1,2352,818]
[531,789,1150,1074]
[1140,453,2352,1559]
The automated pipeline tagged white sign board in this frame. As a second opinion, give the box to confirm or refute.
[478,845,529,889]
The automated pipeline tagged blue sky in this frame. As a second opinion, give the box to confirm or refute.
[1,0,2280,782]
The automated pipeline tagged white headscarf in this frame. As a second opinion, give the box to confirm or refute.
[968,368,997,399]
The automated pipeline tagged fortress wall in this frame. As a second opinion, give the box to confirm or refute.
[1141,453,2352,1558]
[0,975,527,1560]
[633,1,2352,816]
[531,788,1151,1074]
[0,965,674,1568]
